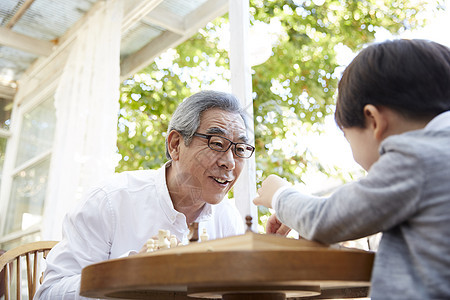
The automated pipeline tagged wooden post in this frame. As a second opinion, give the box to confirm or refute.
[229,0,258,231]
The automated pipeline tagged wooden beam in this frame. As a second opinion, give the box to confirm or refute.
[0,27,53,56]
[142,8,185,35]
[4,0,36,29]
[184,0,228,35]
[54,0,163,49]
[120,0,228,79]
[120,31,182,78]
[142,0,228,36]
[122,0,164,33]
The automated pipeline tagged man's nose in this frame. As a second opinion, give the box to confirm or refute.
[218,147,236,170]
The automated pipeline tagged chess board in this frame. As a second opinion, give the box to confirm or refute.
[142,231,365,256]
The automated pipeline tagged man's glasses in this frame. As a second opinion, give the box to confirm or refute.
[193,132,255,158]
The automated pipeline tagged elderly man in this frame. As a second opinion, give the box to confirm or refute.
[35,90,254,299]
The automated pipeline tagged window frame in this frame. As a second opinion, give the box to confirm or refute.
[0,86,56,245]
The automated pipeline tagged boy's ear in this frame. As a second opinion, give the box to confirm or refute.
[167,130,182,161]
[363,104,388,140]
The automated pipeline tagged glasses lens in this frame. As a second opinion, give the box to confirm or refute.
[208,136,231,152]
[235,144,254,158]
[206,135,254,158]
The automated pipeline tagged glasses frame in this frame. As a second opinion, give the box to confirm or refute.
[193,132,255,158]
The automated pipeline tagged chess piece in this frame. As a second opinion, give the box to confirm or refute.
[245,215,253,232]
[146,239,156,252]
[200,228,209,242]
[188,222,199,242]
[158,229,170,249]
[170,235,178,248]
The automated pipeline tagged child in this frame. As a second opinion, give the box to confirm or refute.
[253,39,450,300]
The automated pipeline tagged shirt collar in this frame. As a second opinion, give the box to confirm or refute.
[157,162,213,224]
[425,110,450,131]
[156,162,179,223]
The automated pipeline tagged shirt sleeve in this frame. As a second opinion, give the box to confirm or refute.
[271,185,291,209]
[275,147,424,244]
[35,188,116,300]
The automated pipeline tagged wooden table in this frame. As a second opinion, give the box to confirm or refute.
[80,233,374,299]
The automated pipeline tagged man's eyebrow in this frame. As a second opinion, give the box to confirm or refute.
[206,127,227,135]
[238,134,248,143]
[206,127,249,143]
[237,134,249,143]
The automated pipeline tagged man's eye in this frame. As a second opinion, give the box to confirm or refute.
[235,145,246,153]
[211,140,224,149]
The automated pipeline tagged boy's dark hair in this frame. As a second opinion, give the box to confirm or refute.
[335,39,450,128]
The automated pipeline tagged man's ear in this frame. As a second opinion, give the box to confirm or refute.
[363,104,388,140]
[167,130,182,161]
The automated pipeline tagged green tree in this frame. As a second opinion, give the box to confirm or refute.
[117,0,441,223]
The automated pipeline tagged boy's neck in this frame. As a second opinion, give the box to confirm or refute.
[379,108,431,140]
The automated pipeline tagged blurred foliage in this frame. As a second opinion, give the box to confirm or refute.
[117,0,440,225]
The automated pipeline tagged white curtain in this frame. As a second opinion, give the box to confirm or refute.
[42,0,123,240]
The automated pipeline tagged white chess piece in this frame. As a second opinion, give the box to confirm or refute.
[158,229,170,249]
[146,239,156,252]
[170,235,178,248]
[200,228,209,242]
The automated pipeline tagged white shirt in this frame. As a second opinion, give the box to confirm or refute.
[35,164,244,300]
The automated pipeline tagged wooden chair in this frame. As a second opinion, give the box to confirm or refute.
[0,241,58,300]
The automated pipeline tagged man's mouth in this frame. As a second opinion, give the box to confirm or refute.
[212,177,232,184]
